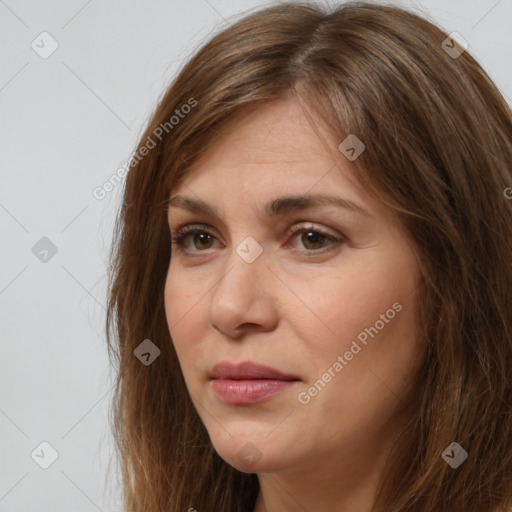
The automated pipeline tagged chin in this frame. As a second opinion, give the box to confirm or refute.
[210,430,293,474]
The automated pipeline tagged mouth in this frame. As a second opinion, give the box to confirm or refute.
[209,361,301,405]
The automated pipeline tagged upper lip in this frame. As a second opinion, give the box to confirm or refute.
[210,361,300,381]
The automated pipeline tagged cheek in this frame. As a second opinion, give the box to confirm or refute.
[286,269,400,348]
[290,259,421,383]
[164,268,181,333]
[164,268,202,370]
[164,262,201,327]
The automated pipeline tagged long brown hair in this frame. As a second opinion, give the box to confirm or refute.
[105,2,512,510]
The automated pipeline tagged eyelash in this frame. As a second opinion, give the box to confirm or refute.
[170,223,345,255]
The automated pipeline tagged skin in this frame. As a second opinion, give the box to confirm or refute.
[164,96,427,512]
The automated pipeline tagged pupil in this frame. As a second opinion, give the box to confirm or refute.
[304,231,321,248]
[197,233,210,247]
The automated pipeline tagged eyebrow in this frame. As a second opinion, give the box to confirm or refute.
[168,193,371,218]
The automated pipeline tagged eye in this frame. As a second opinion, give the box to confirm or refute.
[171,224,217,252]
[170,223,345,255]
[285,224,345,253]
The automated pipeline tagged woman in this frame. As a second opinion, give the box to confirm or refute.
[105,2,512,511]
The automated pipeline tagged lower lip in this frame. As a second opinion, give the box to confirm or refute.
[211,379,298,404]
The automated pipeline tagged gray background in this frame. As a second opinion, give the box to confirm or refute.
[0,0,510,510]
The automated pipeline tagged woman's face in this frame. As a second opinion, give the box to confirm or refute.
[164,97,426,476]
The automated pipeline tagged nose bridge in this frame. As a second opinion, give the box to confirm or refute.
[207,236,276,335]
[216,235,266,297]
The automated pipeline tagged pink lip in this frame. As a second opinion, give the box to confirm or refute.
[209,361,300,405]
[210,361,299,380]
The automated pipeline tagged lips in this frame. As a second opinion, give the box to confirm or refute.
[209,361,300,405]
[209,361,299,381]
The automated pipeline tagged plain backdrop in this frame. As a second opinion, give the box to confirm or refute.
[0,1,510,510]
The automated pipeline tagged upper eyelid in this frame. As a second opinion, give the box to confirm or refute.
[288,223,341,236]
[170,222,342,239]
[170,223,344,250]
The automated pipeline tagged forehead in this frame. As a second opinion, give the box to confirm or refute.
[171,97,366,201]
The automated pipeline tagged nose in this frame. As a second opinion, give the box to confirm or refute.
[207,245,278,339]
